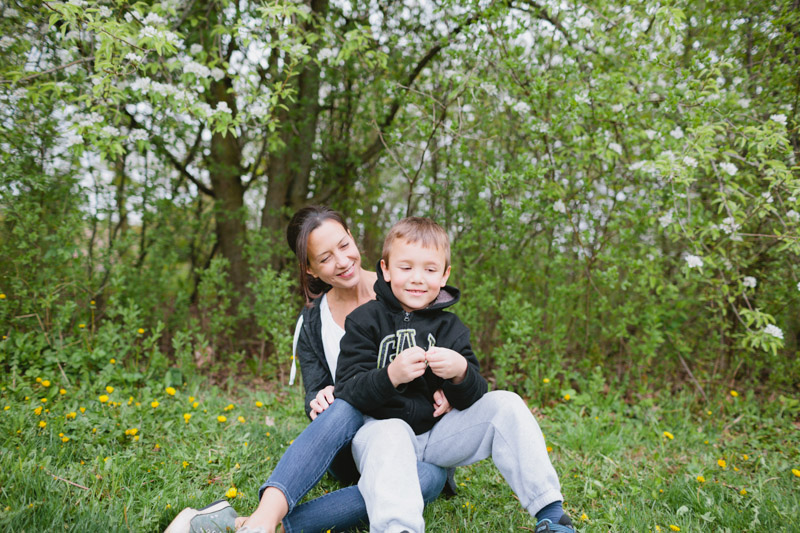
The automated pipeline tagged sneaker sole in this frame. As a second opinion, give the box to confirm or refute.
[164,500,230,533]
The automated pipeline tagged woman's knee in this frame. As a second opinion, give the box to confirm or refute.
[315,399,363,432]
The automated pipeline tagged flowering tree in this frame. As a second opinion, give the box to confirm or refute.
[1,0,798,390]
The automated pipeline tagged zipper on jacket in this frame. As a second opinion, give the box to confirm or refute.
[403,311,411,322]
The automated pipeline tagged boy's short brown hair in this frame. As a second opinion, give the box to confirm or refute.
[382,217,451,268]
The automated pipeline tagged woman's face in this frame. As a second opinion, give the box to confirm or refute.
[306,219,362,289]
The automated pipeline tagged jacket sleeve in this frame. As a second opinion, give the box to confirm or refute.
[440,317,488,410]
[294,313,333,420]
[334,313,397,412]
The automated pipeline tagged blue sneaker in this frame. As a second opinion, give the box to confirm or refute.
[534,514,575,532]
[164,500,237,533]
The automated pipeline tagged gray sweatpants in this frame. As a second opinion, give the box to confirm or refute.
[351,390,564,533]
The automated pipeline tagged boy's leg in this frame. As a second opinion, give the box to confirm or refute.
[351,417,425,533]
[418,390,563,518]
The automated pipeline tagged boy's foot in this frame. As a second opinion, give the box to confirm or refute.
[164,500,237,533]
[534,514,575,532]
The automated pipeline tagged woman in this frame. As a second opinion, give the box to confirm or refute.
[168,206,448,533]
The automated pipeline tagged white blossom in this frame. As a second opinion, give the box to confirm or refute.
[550,55,563,67]
[131,77,152,94]
[124,12,135,22]
[658,211,674,228]
[69,0,87,7]
[210,67,225,82]
[183,60,211,78]
[611,104,624,113]
[575,16,593,29]
[553,200,566,214]
[719,162,737,176]
[129,129,149,142]
[742,276,757,289]
[788,196,796,203]
[608,142,622,155]
[685,254,703,269]
[644,129,657,140]
[669,127,684,139]
[0,36,14,50]
[317,47,335,62]
[64,131,83,147]
[720,216,740,235]
[4,7,19,17]
[797,282,800,292]
[194,102,212,118]
[787,210,799,222]
[574,91,590,104]
[737,98,750,108]
[75,112,104,128]
[763,324,783,340]
[480,82,498,97]
[761,192,773,204]
[125,52,143,63]
[97,6,112,17]
[769,114,787,127]
[214,101,231,114]
[143,13,167,26]
[682,156,698,168]
[101,125,121,137]
[190,44,203,55]
[249,101,270,119]
[513,101,531,115]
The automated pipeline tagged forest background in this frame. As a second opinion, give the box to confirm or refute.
[1,0,799,530]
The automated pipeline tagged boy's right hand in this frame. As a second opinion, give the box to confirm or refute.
[388,346,427,387]
[309,385,335,420]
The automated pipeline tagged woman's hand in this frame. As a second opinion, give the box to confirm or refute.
[309,385,335,420]
[432,388,453,417]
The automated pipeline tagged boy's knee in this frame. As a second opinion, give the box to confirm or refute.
[484,390,528,412]
[356,418,415,450]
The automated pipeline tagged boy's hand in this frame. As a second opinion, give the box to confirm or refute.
[425,347,468,383]
[309,385,335,420]
[432,388,453,417]
[388,346,427,387]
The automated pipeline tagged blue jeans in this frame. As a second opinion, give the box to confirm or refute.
[258,399,447,533]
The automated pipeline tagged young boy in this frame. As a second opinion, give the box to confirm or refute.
[334,217,573,533]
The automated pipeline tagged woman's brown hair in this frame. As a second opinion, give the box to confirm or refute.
[286,205,351,304]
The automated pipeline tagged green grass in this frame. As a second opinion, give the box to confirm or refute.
[2,375,799,532]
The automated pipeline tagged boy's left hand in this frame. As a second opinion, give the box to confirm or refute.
[425,347,468,384]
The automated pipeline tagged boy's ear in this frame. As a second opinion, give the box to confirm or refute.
[380,259,391,281]
[440,265,451,287]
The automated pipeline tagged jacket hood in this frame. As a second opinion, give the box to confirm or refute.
[374,259,460,312]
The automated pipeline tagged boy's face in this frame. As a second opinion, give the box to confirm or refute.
[380,238,451,312]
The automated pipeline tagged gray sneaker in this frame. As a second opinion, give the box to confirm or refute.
[164,500,238,533]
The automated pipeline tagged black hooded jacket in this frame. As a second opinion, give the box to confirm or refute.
[334,261,487,434]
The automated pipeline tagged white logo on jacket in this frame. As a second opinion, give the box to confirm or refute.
[377,329,437,368]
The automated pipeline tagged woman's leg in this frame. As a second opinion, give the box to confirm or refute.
[281,461,446,533]
[242,399,364,529]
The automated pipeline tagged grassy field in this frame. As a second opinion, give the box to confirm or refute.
[2,373,799,532]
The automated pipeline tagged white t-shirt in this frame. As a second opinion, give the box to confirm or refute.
[319,293,346,381]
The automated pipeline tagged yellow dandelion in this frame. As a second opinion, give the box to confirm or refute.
[706,410,712,415]
[106,386,114,394]
[266,431,270,437]
[740,488,747,495]
[188,396,195,402]
[730,390,738,397]
[704,440,709,444]
[90,300,95,305]
[40,398,47,403]
[237,416,245,423]
[580,513,588,521]
[59,388,66,395]
[663,431,674,440]
[217,415,227,423]
[183,413,192,423]
[718,459,727,469]
[36,377,42,383]
[696,475,705,483]
[182,461,189,468]
[0,293,5,299]
[61,436,69,442]
[137,328,145,334]
[134,435,139,441]
[543,378,550,384]
[255,401,263,408]
[3,406,9,411]
[39,420,46,428]
[110,358,116,364]
[92,428,97,433]
[225,487,237,498]
[34,406,43,415]
[42,380,51,387]
[166,504,171,509]
[99,395,109,403]
[165,387,176,396]
[563,394,570,401]
[78,323,86,329]
[742,454,749,461]
[66,411,77,420]
[224,403,234,411]
[669,526,680,532]
[733,466,739,472]
[192,402,199,408]
[792,468,800,478]
[79,407,85,413]
[151,400,159,408]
